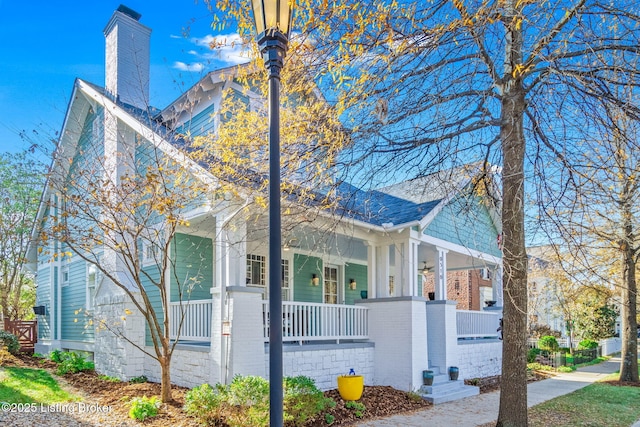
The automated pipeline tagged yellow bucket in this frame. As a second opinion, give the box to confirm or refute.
[337,375,364,401]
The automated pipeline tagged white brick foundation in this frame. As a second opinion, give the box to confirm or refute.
[143,345,212,389]
[456,340,502,379]
[93,293,145,380]
[265,343,375,391]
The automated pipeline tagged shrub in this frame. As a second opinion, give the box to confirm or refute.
[527,348,542,363]
[225,376,270,427]
[185,375,333,427]
[49,349,63,363]
[559,347,571,354]
[578,339,599,350]
[283,376,334,427]
[129,395,161,421]
[56,352,94,375]
[184,383,225,425]
[0,331,20,355]
[538,335,559,352]
[129,375,148,384]
[345,401,366,418]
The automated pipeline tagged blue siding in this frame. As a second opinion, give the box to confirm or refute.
[424,194,502,258]
[293,255,323,303]
[36,265,51,340]
[176,103,217,136]
[170,233,213,302]
[61,260,94,342]
[344,263,367,305]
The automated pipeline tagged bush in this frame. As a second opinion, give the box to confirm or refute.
[49,349,63,363]
[527,348,542,363]
[226,375,270,427]
[56,351,94,375]
[0,331,20,354]
[559,347,571,354]
[184,383,225,426]
[283,376,335,427]
[578,339,599,350]
[185,375,333,427]
[129,395,161,421]
[538,335,559,352]
[129,375,148,384]
[345,401,366,418]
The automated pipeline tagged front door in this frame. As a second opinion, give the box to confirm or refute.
[324,265,339,304]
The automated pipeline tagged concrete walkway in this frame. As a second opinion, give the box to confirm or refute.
[356,357,622,427]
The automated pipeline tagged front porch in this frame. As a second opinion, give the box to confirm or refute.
[171,298,500,344]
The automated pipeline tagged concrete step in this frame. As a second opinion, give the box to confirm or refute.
[420,379,466,394]
[419,380,480,405]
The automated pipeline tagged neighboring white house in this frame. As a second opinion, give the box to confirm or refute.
[527,246,566,337]
[28,5,504,404]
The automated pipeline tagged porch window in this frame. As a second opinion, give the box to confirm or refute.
[247,255,290,300]
[281,259,290,301]
[324,266,338,304]
[481,268,492,280]
[246,254,266,286]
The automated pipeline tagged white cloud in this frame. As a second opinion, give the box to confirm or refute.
[173,61,205,72]
[189,33,252,66]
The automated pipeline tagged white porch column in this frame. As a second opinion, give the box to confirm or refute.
[366,243,377,299]
[398,239,420,296]
[376,245,390,297]
[211,216,228,385]
[392,243,407,297]
[225,221,247,287]
[410,239,419,296]
[492,264,504,308]
[434,247,448,300]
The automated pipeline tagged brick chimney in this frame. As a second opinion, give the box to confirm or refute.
[103,5,151,109]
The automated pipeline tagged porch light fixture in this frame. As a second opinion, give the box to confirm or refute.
[422,262,429,275]
[250,0,294,425]
[311,273,319,286]
[349,278,357,290]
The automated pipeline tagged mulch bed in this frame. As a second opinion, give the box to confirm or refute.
[11,353,558,427]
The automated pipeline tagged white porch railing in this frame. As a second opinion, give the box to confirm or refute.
[457,310,500,339]
[169,300,212,341]
[262,301,369,344]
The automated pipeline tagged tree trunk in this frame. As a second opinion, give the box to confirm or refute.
[619,216,638,382]
[160,353,173,403]
[497,4,529,424]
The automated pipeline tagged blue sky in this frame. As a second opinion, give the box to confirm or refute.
[0,0,249,156]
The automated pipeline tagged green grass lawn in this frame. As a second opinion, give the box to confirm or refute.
[530,380,640,427]
[0,367,79,404]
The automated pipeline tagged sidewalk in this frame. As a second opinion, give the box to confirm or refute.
[356,357,622,427]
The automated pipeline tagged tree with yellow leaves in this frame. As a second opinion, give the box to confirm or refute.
[206,0,640,424]
[42,110,218,402]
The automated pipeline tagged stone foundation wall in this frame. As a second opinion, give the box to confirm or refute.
[456,339,502,379]
[93,293,145,380]
[265,343,375,391]
[143,345,212,389]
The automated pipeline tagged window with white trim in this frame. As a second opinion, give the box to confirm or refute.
[246,254,266,286]
[86,263,99,310]
[481,268,492,280]
[281,259,290,301]
[142,241,158,267]
[61,265,70,287]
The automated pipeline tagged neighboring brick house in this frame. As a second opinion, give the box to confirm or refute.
[423,269,494,310]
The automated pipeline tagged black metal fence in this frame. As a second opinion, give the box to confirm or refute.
[533,347,601,368]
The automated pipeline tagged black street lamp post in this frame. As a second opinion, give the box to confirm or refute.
[250,1,294,426]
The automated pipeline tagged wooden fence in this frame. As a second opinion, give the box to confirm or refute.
[3,320,37,353]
